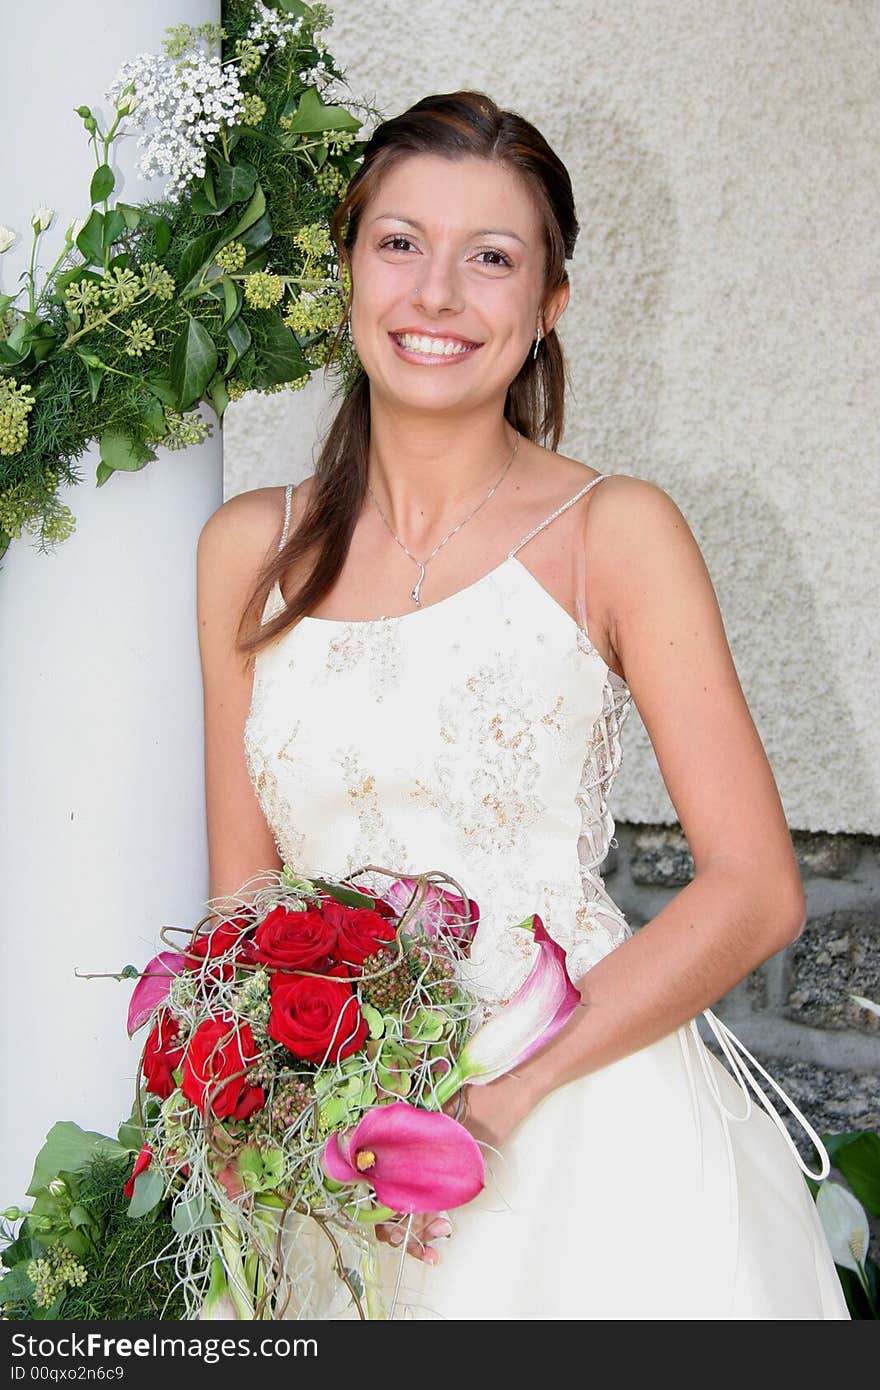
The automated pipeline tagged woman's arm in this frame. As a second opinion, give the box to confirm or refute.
[480,476,807,1124]
[197,486,287,918]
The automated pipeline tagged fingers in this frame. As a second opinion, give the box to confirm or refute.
[375,1212,452,1264]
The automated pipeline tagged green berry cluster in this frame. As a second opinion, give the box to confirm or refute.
[158,408,214,452]
[216,240,248,273]
[0,472,76,543]
[243,271,284,309]
[124,318,155,357]
[314,165,346,197]
[231,966,271,1027]
[293,223,332,260]
[139,261,175,302]
[240,94,266,126]
[27,1241,88,1309]
[0,378,35,456]
[235,38,262,76]
[282,291,343,336]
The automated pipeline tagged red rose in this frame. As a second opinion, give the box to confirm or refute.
[184,916,257,970]
[123,1144,153,1200]
[252,905,337,971]
[320,900,398,967]
[142,1010,185,1099]
[181,1015,265,1120]
[268,966,368,1063]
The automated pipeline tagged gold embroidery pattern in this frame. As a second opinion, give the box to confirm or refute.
[324,620,405,702]
[333,746,412,886]
[409,654,569,855]
[243,670,307,866]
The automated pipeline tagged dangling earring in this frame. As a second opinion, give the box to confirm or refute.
[532,317,543,360]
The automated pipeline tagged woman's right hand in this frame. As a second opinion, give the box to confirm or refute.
[374,1210,452,1264]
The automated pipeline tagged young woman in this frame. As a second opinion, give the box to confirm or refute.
[197,91,848,1319]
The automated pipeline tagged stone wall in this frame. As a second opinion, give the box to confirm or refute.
[605,824,880,1263]
[605,824,879,1144]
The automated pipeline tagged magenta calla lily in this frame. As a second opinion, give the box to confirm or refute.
[435,914,581,1101]
[322,1100,484,1214]
[127,951,186,1038]
[382,877,479,944]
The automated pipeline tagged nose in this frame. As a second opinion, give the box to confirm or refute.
[410,248,466,317]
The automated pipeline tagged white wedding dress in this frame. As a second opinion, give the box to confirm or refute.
[243,473,849,1320]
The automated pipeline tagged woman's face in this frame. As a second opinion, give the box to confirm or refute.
[347,153,568,412]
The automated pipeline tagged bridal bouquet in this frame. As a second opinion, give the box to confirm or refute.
[0,863,581,1321]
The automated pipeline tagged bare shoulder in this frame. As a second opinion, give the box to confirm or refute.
[576,471,706,668]
[198,479,312,575]
[587,471,695,557]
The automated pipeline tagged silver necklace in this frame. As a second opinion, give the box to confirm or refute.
[367,429,520,605]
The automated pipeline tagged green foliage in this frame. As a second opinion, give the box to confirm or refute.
[0,1,382,567]
[2,1152,185,1321]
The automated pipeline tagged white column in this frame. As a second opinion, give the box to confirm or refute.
[0,1,223,1203]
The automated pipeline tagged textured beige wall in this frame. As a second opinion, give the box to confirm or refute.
[223,0,879,835]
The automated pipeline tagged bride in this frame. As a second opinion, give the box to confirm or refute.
[196,91,848,1319]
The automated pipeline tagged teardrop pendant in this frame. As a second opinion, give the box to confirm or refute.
[411,562,426,605]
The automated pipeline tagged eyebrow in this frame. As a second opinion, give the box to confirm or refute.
[369,213,528,247]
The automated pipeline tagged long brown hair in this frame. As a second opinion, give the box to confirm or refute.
[237,90,580,663]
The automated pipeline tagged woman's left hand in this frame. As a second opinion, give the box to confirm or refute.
[374,1071,538,1265]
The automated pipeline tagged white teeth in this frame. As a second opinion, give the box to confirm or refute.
[396,333,475,356]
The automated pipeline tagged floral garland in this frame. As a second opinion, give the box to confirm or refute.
[0,0,381,563]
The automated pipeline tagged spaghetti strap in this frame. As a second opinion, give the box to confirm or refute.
[278,482,294,553]
[508,472,610,558]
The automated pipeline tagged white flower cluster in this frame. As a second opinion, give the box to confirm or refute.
[246,0,304,54]
[105,49,245,202]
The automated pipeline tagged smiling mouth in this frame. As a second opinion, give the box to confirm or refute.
[390,331,482,358]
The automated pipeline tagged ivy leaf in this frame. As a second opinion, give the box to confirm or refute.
[86,364,106,403]
[139,393,167,438]
[238,210,273,256]
[144,376,177,407]
[152,218,172,257]
[213,159,258,211]
[89,163,115,205]
[283,87,361,135]
[254,319,309,387]
[170,315,218,411]
[0,1263,35,1304]
[227,183,266,241]
[224,317,251,374]
[178,230,226,298]
[207,372,229,421]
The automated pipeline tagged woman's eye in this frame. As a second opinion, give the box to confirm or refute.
[377,236,512,268]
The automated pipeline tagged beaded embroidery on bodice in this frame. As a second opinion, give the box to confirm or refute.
[244,473,635,1014]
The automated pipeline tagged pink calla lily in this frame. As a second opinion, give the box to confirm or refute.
[436,914,581,1101]
[322,1100,484,1214]
[127,951,186,1038]
[382,877,479,945]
